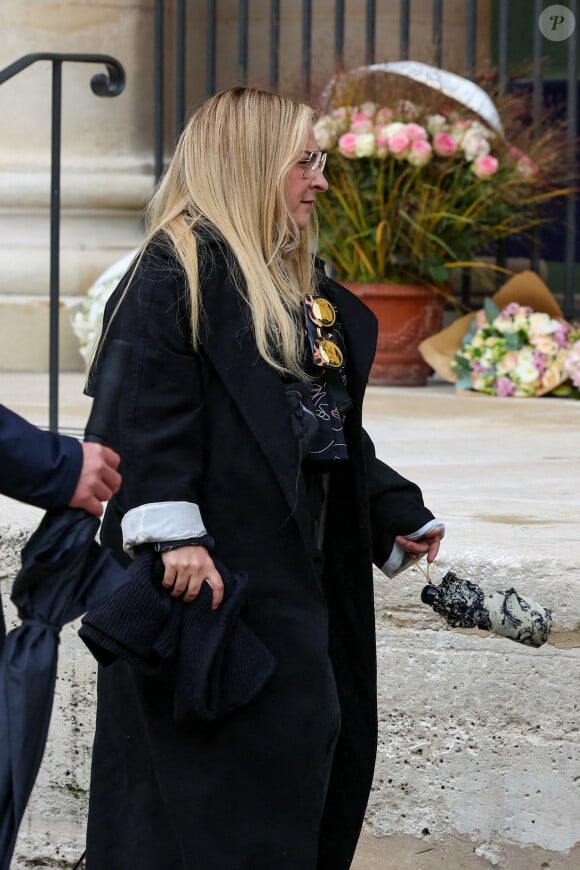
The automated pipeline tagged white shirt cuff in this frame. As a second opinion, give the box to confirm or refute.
[121,501,208,557]
[381,520,445,578]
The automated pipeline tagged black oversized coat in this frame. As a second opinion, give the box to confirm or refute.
[85,233,435,870]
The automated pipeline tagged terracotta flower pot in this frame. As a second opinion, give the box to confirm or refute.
[344,282,445,386]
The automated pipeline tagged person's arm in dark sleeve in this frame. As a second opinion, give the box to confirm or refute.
[0,404,82,510]
[0,405,121,515]
[362,429,445,576]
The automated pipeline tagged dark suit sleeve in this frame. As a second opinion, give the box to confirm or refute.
[361,428,435,568]
[0,405,82,510]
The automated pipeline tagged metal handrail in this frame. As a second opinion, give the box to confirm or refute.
[0,53,125,431]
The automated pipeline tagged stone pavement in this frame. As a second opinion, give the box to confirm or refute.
[1,371,579,869]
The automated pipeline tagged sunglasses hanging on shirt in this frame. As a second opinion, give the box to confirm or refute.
[302,293,346,371]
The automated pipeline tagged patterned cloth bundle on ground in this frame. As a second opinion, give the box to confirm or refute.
[421,571,552,647]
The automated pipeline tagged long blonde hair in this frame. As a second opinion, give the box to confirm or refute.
[128,86,321,377]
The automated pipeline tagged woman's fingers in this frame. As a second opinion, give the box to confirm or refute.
[395,530,443,563]
[183,566,224,609]
[161,546,224,608]
[426,535,441,563]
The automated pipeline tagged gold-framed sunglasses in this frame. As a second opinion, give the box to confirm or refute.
[302,293,345,370]
[298,150,327,179]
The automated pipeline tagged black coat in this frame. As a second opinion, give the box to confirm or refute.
[85,235,434,870]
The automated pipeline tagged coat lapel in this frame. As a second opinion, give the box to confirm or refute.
[198,242,378,546]
[199,261,312,542]
[319,267,379,409]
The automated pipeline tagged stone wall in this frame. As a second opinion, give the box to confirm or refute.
[0,0,491,371]
[1,382,579,869]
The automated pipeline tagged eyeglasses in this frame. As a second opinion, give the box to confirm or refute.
[298,150,327,179]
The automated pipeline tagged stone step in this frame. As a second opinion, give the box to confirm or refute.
[0,294,84,371]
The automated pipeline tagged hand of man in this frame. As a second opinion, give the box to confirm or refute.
[68,442,122,517]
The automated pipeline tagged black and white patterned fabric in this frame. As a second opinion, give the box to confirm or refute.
[422,571,552,647]
[284,377,349,463]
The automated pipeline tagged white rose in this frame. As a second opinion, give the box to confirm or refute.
[468,120,495,140]
[314,118,337,150]
[528,312,558,335]
[514,349,540,384]
[426,114,447,136]
[354,133,376,158]
[381,121,406,139]
[462,131,491,161]
[493,317,517,333]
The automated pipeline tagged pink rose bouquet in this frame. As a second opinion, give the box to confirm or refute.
[313,68,571,287]
[451,300,580,398]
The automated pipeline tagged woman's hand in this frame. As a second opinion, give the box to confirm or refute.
[161,545,224,608]
[395,527,443,565]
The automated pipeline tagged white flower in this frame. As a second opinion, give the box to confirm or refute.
[330,107,350,133]
[467,120,495,140]
[314,118,337,150]
[380,121,406,139]
[71,250,138,359]
[426,114,447,136]
[354,133,377,158]
[493,316,518,334]
[514,348,540,383]
[528,312,559,335]
[462,130,491,162]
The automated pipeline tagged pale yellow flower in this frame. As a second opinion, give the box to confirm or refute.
[355,133,377,158]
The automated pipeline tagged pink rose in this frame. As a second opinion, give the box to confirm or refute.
[403,123,428,141]
[338,132,357,158]
[407,139,432,167]
[376,135,389,158]
[432,132,457,157]
[351,110,373,123]
[472,155,499,178]
[376,106,394,124]
[388,133,410,157]
[509,147,539,180]
[332,107,349,123]
[350,112,374,134]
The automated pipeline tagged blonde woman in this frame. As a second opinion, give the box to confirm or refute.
[84,86,443,870]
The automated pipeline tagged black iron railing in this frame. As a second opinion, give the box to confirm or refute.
[0,53,125,431]
[2,5,578,434]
